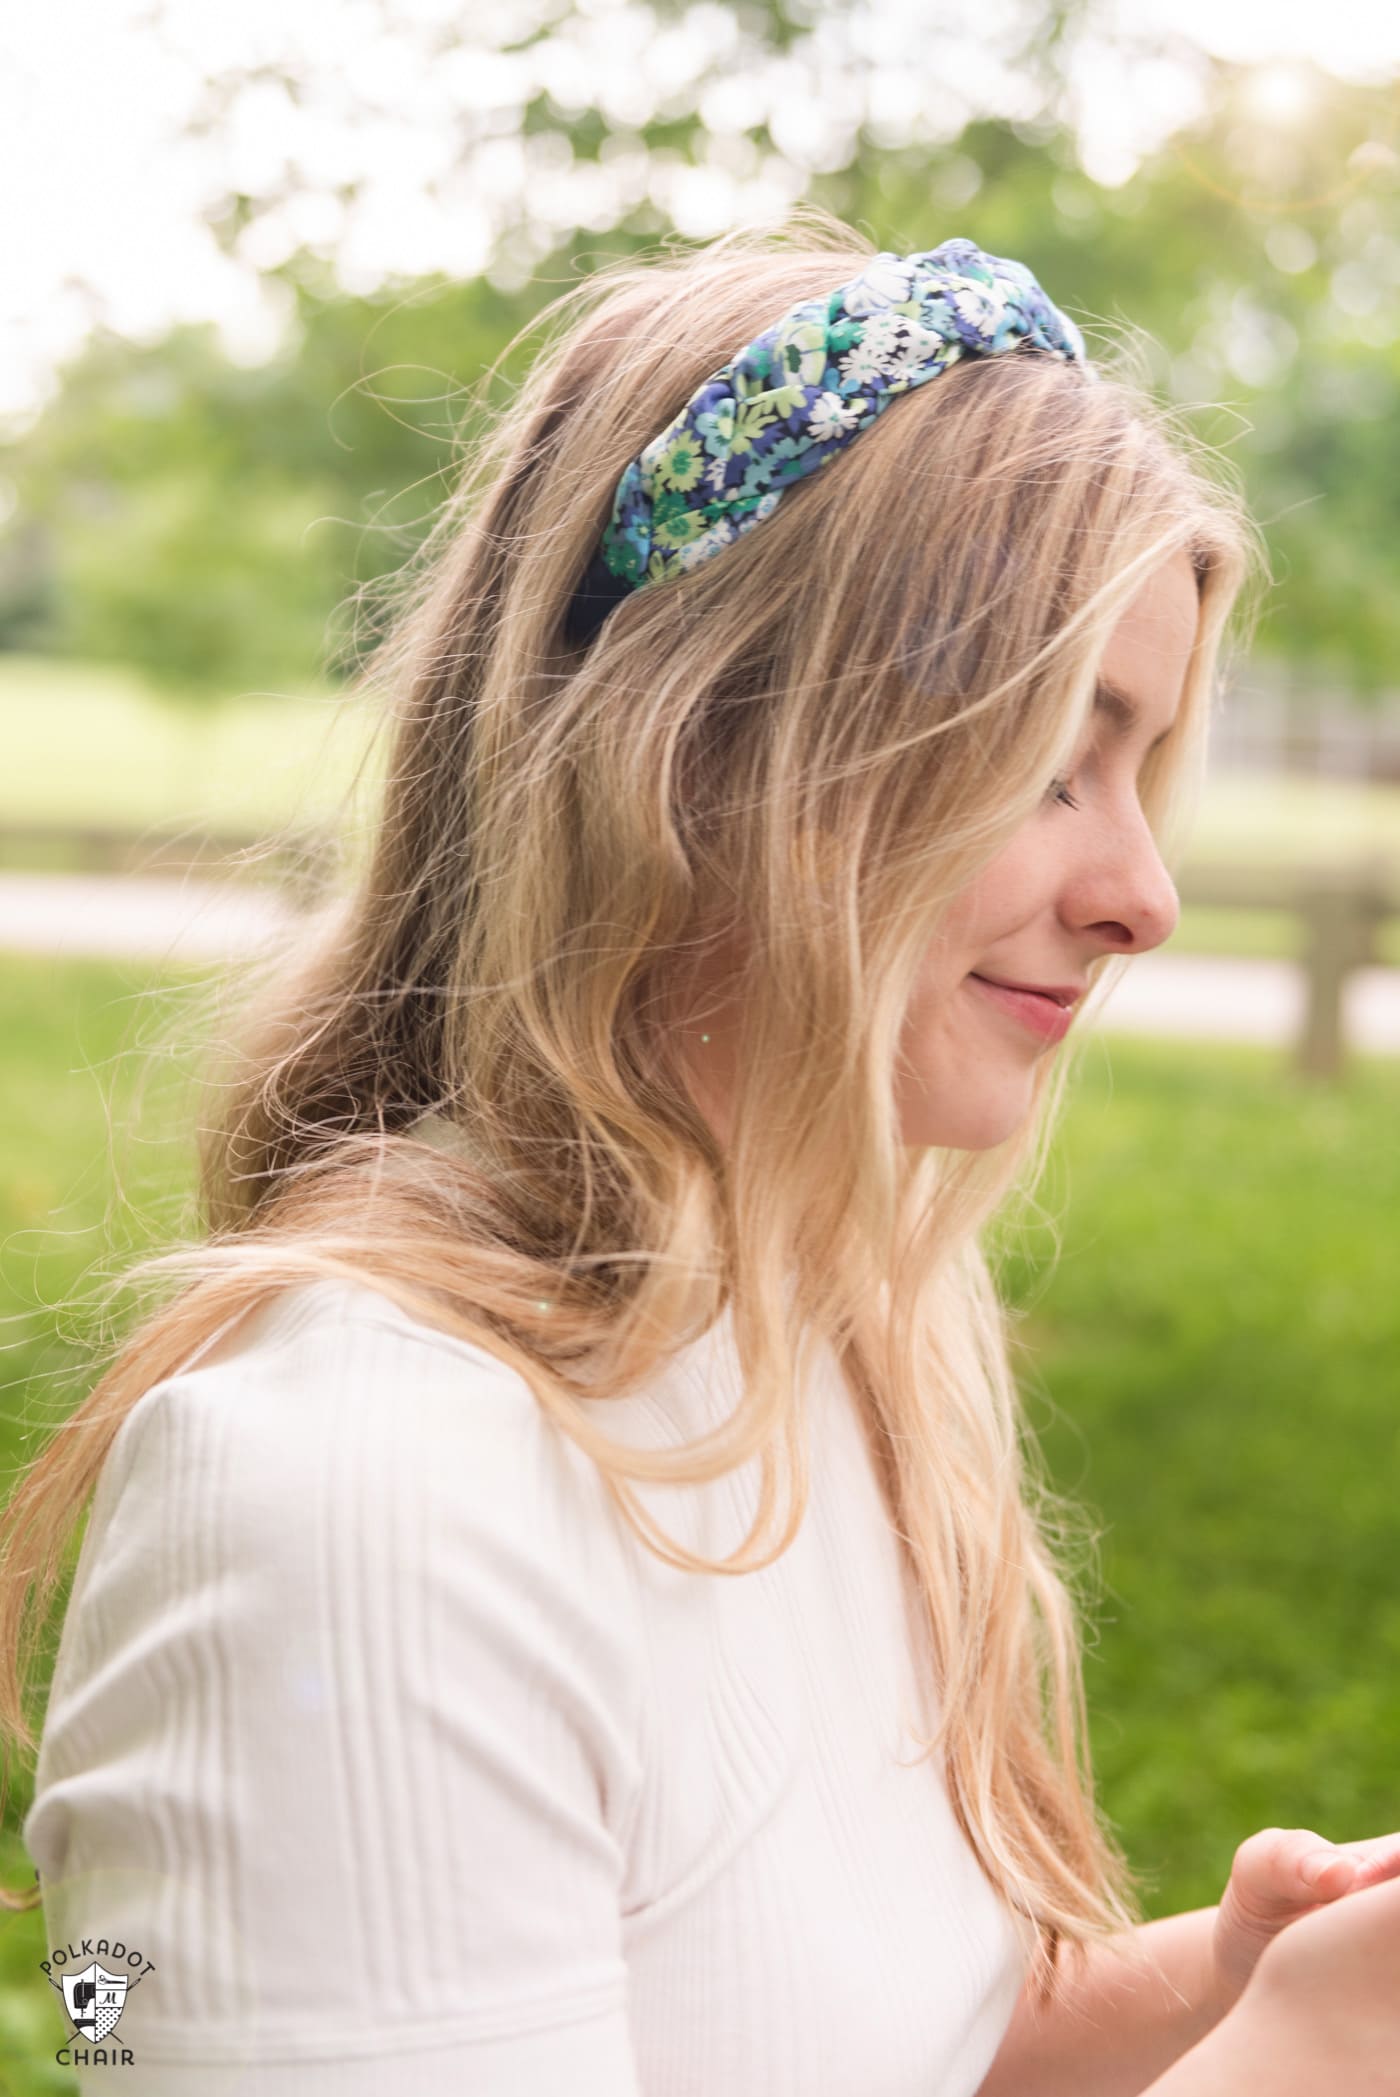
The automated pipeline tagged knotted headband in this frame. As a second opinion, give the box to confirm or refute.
[563,235,1090,647]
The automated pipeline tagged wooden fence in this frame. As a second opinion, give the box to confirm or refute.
[1177,858,1397,1080]
[1211,681,1400,785]
[0,819,337,906]
[2,824,1397,1082]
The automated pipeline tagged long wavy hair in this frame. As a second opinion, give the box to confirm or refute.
[0,206,1263,2004]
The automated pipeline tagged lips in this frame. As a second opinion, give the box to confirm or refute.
[970,973,1084,1009]
[967,973,1080,1044]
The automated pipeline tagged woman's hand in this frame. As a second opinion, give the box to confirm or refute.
[1233,1866,1400,2083]
[1211,1824,1400,2004]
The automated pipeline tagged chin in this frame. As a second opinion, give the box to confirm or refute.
[899,1093,1030,1150]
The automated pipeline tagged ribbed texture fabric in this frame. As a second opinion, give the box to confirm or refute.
[25,1280,1032,2094]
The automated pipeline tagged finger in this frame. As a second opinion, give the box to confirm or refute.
[1336,1836,1400,1887]
[1295,1840,1400,1895]
[1229,1830,1348,1910]
[1271,1829,1345,1892]
[1233,1828,1375,1907]
[1298,1847,1359,1892]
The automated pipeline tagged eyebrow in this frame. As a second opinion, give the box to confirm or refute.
[1093,675,1174,752]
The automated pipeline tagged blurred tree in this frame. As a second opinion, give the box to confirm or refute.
[828,65,1400,690]
[0,279,536,698]
[0,2,1395,699]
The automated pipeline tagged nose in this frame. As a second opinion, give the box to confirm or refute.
[1071,796,1180,956]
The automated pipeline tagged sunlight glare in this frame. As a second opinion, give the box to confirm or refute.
[1241,62,1317,127]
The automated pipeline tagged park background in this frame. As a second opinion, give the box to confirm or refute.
[1,0,1398,2085]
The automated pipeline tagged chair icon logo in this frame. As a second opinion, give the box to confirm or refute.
[62,1961,129,2045]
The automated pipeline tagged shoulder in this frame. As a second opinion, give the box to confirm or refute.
[84,1277,644,1711]
[165,1272,543,1415]
[30,1279,649,2069]
[110,1275,579,1501]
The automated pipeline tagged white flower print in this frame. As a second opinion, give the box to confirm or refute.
[845,309,946,379]
[857,310,905,366]
[806,390,863,443]
[837,336,884,387]
[943,276,1009,340]
[841,254,915,318]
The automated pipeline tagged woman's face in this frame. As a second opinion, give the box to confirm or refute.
[893,549,1197,1148]
[674,550,1199,1153]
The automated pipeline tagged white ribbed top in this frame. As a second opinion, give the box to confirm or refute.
[25,1278,1031,2094]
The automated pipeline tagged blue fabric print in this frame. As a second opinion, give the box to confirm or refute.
[564,236,1089,645]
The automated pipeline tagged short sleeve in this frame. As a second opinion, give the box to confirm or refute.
[23,1282,647,2094]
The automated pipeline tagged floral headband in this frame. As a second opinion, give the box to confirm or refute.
[563,235,1090,647]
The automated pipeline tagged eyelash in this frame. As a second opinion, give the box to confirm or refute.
[1046,775,1081,811]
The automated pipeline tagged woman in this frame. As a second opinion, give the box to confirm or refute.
[3,210,1399,2094]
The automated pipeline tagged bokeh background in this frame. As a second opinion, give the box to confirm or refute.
[1,0,1398,2085]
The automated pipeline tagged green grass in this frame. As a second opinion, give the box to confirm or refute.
[1,955,1399,2085]
[0,653,380,839]
[996,1034,1400,1917]
[0,954,208,2093]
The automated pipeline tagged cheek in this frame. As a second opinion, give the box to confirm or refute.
[894,835,1057,1100]
[933,835,1055,965]
[898,956,986,1083]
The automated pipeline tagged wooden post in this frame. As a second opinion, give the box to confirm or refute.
[1295,866,1385,1082]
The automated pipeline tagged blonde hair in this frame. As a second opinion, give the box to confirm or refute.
[0,206,1263,2006]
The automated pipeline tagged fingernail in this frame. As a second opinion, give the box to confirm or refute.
[1301,1852,1339,1886]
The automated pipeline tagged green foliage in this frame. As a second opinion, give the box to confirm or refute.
[826,75,1400,689]
[2,33,1397,705]
[0,268,549,701]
